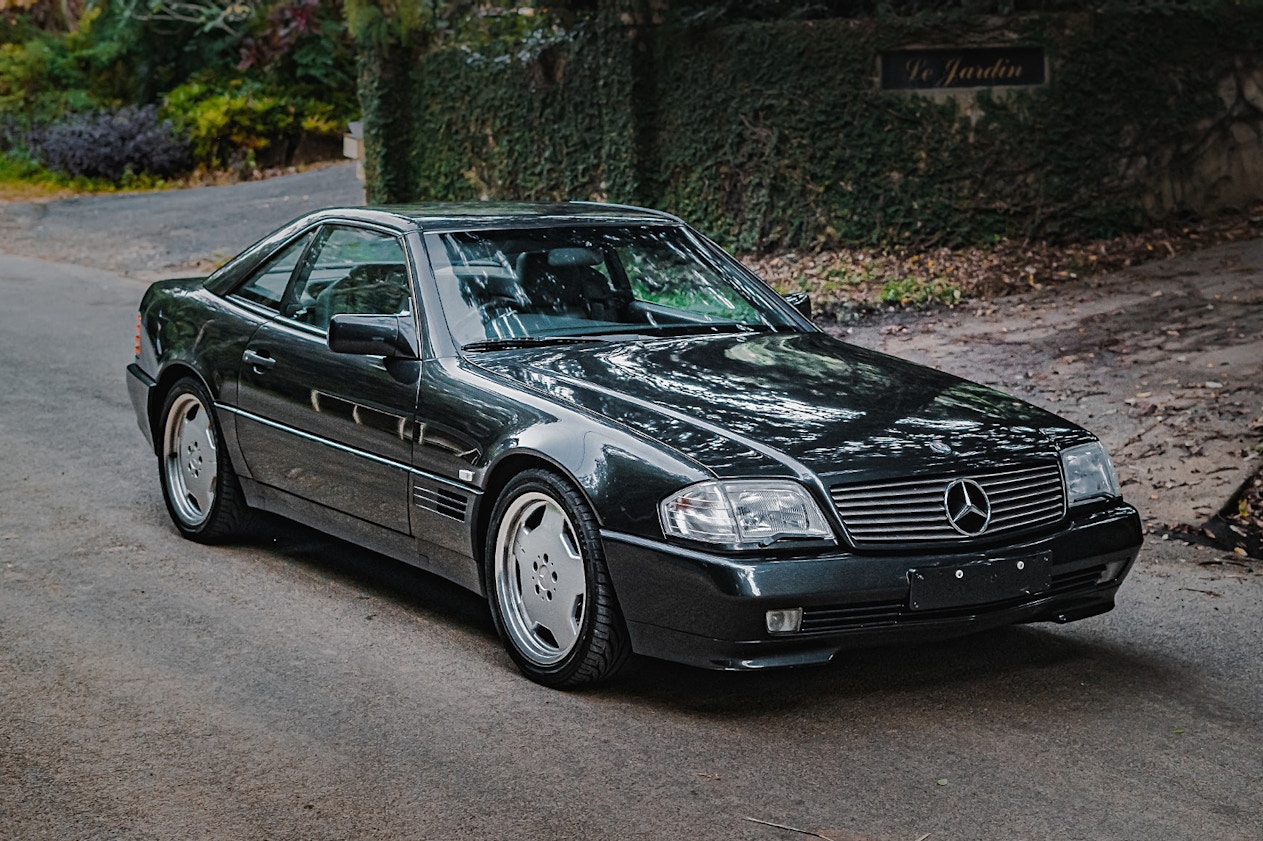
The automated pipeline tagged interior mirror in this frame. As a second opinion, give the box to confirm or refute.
[327,313,418,358]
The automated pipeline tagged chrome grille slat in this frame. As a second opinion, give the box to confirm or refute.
[992,499,1063,520]
[834,510,944,521]
[830,463,1066,547]
[835,486,943,500]
[990,492,1060,510]
[998,487,1061,506]
[833,500,943,514]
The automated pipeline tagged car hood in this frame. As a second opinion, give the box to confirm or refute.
[472,331,1087,482]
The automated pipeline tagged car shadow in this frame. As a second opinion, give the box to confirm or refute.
[240,512,498,641]
[599,624,1178,719]
[223,514,1174,716]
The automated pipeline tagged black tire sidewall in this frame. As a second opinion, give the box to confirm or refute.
[485,469,618,687]
[157,377,231,540]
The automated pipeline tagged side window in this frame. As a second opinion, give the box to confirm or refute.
[233,230,315,310]
[284,226,411,331]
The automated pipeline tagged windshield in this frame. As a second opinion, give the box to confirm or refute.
[429,225,803,349]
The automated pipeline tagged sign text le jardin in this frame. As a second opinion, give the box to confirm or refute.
[881,46,1046,90]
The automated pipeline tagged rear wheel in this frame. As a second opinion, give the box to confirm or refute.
[486,469,630,689]
[158,378,251,542]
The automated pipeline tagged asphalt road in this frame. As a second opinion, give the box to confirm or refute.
[2,173,1262,840]
[0,164,365,279]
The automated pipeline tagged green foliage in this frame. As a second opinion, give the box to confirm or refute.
[363,3,1262,250]
[409,30,607,203]
[0,0,357,183]
[238,0,357,110]
[0,29,97,121]
[879,275,961,306]
[162,78,341,170]
[342,0,554,50]
[0,3,245,120]
[0,148,174,192]
[668,0,1233,21]
[0,150,45,181]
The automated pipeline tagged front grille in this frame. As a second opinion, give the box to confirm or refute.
[830,463,1066,548]
[798,563,1107,634]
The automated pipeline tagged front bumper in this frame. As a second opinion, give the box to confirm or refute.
[602,503,1142,670]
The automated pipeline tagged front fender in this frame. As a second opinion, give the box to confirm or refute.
[435,356,711,538]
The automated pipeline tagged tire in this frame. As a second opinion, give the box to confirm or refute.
[486,469,630,689]
[157,377,251,543]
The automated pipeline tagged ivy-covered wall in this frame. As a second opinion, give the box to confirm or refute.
[360,6,1263,250]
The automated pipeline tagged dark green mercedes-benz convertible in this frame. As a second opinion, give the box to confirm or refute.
[127,203,1142,688]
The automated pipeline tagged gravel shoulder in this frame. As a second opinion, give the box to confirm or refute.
[835,240,1263,554]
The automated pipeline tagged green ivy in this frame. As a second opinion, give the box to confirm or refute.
[364,4,1263,249]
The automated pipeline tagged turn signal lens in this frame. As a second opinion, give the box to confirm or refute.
[659,482,736,543]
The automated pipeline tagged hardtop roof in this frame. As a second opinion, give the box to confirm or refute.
[341,201,681,232]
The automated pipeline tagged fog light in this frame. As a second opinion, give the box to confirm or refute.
[1097,560,1127,584]
[766,608,803,635]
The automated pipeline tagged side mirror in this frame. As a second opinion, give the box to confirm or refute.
[327,313,419,359]
[783,291,812,320]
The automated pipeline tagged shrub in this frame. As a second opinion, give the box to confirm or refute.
[162,78,342,172]
[0,36,99,121]
[29,106,190,180]
[0,115,27,154]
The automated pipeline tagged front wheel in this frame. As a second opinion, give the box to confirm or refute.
[486,469,630,689]
[158,378,251,542]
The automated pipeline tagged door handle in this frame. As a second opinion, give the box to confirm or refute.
[242,349,276,370]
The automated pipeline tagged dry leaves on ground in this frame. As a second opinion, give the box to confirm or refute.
[743,203,1263,321]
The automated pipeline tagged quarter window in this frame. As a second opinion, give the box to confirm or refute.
[233,230,315,310]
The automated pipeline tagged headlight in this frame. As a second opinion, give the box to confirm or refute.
[660,480,833,549]
[1061,441,1120,505]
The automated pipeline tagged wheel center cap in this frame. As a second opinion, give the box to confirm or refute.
[532,557,555,599]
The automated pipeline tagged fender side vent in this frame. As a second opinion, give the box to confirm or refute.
[414,485,470,522]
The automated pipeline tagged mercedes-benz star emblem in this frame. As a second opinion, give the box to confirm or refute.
[944,478,992,536]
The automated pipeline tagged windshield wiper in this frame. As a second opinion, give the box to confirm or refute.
[461,336,603,352]
[631,323,777,337]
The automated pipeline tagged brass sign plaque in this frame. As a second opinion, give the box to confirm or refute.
[881,47,1046,90]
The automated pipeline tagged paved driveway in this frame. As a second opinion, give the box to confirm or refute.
[0,163,364,278]
[1,170,1260,840]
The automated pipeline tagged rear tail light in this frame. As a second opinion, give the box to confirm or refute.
[134,314,142,359]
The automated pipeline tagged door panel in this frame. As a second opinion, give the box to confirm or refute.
[235,320,419,533]
[233,224,420,534]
